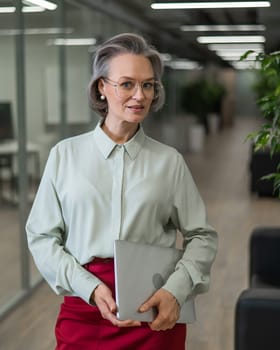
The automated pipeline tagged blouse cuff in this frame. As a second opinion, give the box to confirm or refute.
[70,266,102,304]
[162,268,193,307]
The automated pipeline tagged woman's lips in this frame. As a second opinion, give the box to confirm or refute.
[127,105,144,112]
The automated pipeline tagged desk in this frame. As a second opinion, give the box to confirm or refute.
[0,140,40,203]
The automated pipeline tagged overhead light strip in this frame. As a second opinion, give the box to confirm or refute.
[232,61,260,69]
[48,38,97,46]
[153,1,271,10]
[0,6,45,13]
[22,6,45,12]
[217,51,258,57]
[23,0,57,10]
[0,7,16,13]
[215,50,261,57]
[151,2,271,10]
[165,60,201,70]
[197,35,266,43]
[181,24,266,31]
[220,55,257,61]
[208,43,264,51]
[0,0,57,13]
[0,28,73,36]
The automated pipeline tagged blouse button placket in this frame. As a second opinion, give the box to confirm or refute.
[112,145,125,239]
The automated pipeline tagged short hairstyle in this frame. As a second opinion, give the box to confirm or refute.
[88,33,165,117]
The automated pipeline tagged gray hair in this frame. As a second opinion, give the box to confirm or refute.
[88,33,165,117]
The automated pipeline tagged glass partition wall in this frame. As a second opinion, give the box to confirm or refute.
[0,0,21,316]
[24,2,61,287]
[0,0,136,320]
[0,0,62,319]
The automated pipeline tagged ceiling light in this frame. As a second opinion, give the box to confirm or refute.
[25,28,73,35]
[232,61,260,69]
[197,35,266,43]
[180,24,266,32]
[23,0,57,10]
[151,2,270,10]
[219,55,257,61]
[0,7,16,13]
[214,49,262,55]
[217,51,258,58]
[48,38,96,46]
[165,60,201,70]
[0,1,57,13]
[0,28,73,36]
[0,6,46,13]
[208,43,264,51]
[22,6,45,12]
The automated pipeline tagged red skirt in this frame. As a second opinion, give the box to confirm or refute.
[55,258,187,350]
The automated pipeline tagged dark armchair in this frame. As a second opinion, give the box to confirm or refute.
[249,147,280,197]
[235,226,280,350]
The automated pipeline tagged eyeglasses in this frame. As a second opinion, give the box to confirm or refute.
[103,77,162,99]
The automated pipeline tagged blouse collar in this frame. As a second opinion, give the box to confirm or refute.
[93,121,146,160]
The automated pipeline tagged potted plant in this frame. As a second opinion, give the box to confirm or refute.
[180,78,225,151]
[181,79,225,132]
[207,81,226,133]
[242,50,280,197]
[180,79,207,152]
[181,79,210,131]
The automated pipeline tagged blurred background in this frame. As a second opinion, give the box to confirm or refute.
[0,1,279,349]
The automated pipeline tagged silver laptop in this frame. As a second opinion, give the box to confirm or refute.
[114,239,196,324]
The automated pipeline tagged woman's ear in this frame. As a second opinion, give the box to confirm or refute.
[98,79,105,97]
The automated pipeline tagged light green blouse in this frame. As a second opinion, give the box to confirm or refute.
[26,122,217,307]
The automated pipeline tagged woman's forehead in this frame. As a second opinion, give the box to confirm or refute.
[108,53,154,79]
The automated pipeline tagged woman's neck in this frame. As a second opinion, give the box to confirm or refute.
[101,119,139,144]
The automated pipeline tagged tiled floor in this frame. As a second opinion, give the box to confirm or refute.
[0,116,279,350]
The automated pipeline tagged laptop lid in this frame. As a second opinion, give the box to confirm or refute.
[114,239,196,324]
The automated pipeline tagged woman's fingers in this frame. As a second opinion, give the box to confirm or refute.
[93,283,116,314]
[111,317,142,328]
[139,288,180,331]
[92,283,141,327]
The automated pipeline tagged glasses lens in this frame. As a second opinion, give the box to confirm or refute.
[115,79,161,99]
[117,80,135,98]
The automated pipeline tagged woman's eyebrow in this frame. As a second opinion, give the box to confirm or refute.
[118,76,156,81]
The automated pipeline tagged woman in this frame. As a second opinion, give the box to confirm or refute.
[26,33,218,349]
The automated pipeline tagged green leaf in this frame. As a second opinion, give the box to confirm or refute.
[261,173,276,181]
[244,50,280,197]
[245,131,259,143]
[254,131,270,149]
[240,50,255,61]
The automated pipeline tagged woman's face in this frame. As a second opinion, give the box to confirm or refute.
[98,53,156,126]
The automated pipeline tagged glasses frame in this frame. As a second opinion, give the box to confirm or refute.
[102,77,161,99]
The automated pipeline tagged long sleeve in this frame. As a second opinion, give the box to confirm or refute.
[163,153,218,306]
[26,147,101,303]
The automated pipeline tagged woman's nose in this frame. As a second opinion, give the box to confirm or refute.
[132,83,145,99]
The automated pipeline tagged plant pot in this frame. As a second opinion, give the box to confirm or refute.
[208,113,220,134]
[161,116,189,153]
[188,124,205,152]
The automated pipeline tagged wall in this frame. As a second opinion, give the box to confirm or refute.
[235,70,261,118]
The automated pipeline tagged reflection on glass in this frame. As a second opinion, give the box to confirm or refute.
[24,1,61,285]
[0,1,21,309]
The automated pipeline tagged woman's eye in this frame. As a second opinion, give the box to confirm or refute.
[143,82,154,89]
[120,81,133,89]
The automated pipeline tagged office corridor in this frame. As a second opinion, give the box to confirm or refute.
[0,117,279,350]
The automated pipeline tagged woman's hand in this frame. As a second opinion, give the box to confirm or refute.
[139,288,180,331]
[91,283,141,328]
